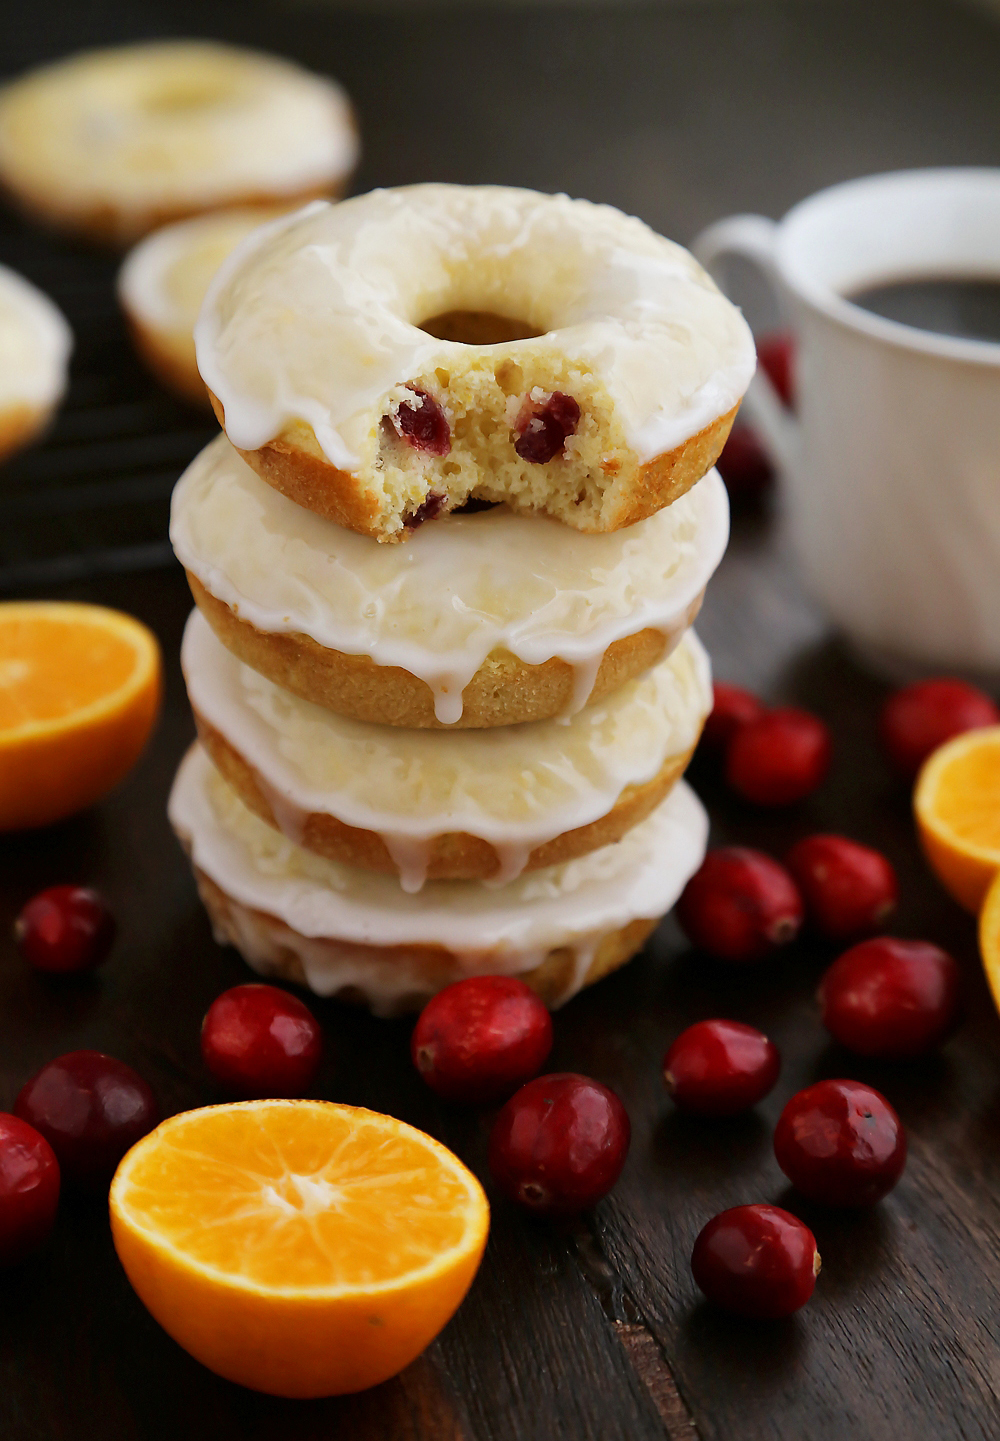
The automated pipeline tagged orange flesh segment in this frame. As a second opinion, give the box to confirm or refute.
[0,610,148,733]
[925,735,1000,852]
[116,1102,483,1294]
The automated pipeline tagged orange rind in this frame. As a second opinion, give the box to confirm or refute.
[913,725,1000,913]
[109,1099,489,1398]
[0,601,161,830]
[978,871,1000,1016]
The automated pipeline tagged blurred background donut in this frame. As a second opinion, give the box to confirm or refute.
[117,206,296,407]
[0,263,71,461]
[0,41,359,245]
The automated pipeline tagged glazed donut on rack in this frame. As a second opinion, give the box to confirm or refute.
[118,207,293,406]
[0,265,71,461]
[0,42,358,245]
[170,435,729,728]
[182,608,711,890]
[196,184,756,541]
[169,744,709,1015]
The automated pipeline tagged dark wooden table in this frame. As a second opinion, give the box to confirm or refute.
[2,2,1000,1438]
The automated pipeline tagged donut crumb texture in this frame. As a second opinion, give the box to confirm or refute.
[370,338,736,539]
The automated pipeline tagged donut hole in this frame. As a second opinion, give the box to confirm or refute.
[418,311,542,345]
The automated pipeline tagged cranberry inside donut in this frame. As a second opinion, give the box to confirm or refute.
[513,391,581,464]
[391,387,451,455]
[404,491,448,529]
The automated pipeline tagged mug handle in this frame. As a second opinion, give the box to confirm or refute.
[692,215,798,472]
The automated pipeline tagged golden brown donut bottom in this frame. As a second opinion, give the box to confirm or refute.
[188,571,703,730]
[193,865,658,1014]
[193,705,697,883]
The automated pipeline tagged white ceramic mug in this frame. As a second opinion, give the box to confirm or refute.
[693,168,1000,678]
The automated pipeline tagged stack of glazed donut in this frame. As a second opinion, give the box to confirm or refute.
[168,184,757,1015]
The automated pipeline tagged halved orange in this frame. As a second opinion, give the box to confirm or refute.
[914,725,1000,913]
[109,1100,489,1398]
[0,601,161,829]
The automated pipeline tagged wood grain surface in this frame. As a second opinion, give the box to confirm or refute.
[2,2,1000,1438]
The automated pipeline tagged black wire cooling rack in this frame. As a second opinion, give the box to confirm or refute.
[0,204,217,593]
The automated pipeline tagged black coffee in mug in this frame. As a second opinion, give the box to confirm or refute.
[847,277,1000,344]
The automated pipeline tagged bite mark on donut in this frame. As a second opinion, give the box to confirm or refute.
[390,387,451,456]
[513,390,581,464]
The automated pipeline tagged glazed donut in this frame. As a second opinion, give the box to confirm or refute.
[196,185,756,540]
[182,609,710,889]
[118,207,293,406]
[168,744,709,1015]
[0,43,358,245]
[0,265,71,461]
[170,435,729,727]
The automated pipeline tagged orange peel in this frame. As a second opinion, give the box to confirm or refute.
[109,1099,489,1398]
[0,601,161,830]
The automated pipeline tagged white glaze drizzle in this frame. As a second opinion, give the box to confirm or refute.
[182,609,711,889]
[170,744,710,1013]
[170,435,728,724]
[565,652,605,719]
[251,770,307,847]
[194,186,755,470]
[381,833,434,895]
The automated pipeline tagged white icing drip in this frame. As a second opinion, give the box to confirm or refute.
[194,186,755,469]
[565,935,602,1004]
[182,609,712,888]
[0,264,72,411]
[171,744,710,1013]
[251,770,307,847]
[427,675,467,727]
[565,653,604,718]
[170,435,729,723]
[381,833,434,895]
[483,841,535,889]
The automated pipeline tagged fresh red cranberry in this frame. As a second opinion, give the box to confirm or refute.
[726,707,832,806]
[663,1020,780,1116]
[411,976,553,1105]
[691,1204,818,1318]
[879,678,1000,778]
[15,1051,158,1192]
[405,491,447,529]
[0,1113,60,1266]
[513,391,581,463]
[13,886,115,974]
[774,1079,906,1207]
[819,937,960,1059]
[715,425,774,498]
[701,682,765,754]
[757,330,796,408]
[785,834,898,939]
[391,387,451,455]
[676,848,804,963]
[488,1073,630,1214]
[201,984,322,1099]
